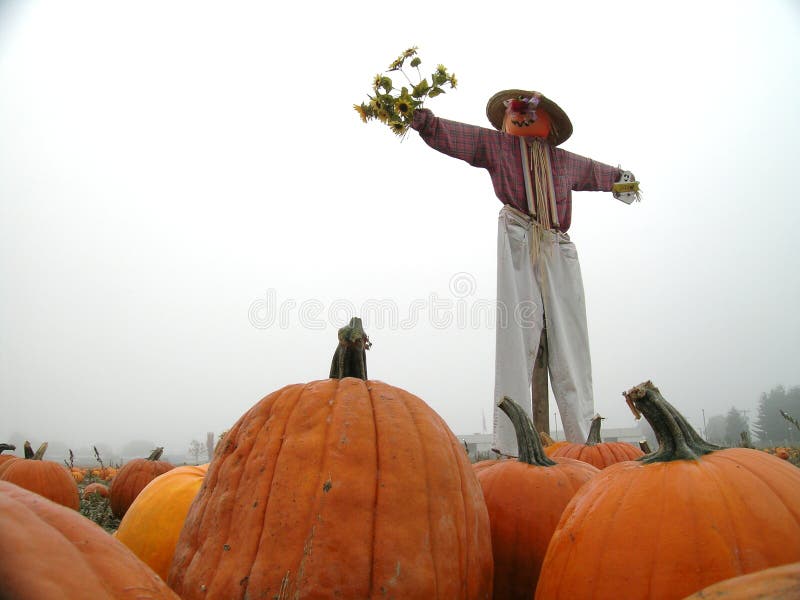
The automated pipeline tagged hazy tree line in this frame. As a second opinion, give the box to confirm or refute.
[704,385,800,447]
[0,434,217,466]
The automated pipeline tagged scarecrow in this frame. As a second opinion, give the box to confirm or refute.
[409,90,640,456]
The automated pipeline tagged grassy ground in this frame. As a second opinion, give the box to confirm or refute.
[78,478,119,533]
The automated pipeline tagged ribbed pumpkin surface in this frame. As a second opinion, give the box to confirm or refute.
[536,449,800,600]
[477,457,597,599]
[545,440,643,469]
[168,377,493,599]
[0,459,79,510]
[110,454,174,518]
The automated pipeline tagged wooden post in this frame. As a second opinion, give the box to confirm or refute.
[532,327,550,435]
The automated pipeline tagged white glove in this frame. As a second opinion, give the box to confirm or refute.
[612,170,641,204]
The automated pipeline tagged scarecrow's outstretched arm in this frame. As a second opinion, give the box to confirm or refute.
[411,108,502,170]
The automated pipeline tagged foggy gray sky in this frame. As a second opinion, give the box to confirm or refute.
[2,0,799,459]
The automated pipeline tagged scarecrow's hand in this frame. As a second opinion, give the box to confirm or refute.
[612,170,641,204]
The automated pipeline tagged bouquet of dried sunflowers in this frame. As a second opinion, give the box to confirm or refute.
[354,47,457,137]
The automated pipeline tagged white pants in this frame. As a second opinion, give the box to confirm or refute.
[493,206,594,455]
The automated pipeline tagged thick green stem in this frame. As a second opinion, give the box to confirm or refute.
[624,381,720,464]
[499,396,556,466]
[586,415,604,446]
[329,317,371,380]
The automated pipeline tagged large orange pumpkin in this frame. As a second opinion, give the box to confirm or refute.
[544,414,644,468]
[116,463,208,581]
[0,441,79,510]
[681,561,800,599]
[168,318,493,599]
[110,447,174,518]
[477,397,598,599]
[535,381,800,600]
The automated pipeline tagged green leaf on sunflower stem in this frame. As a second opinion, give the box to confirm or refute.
[412,79,430,98]
[428,87,444,98]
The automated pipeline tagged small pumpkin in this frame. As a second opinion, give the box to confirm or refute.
[538,431,568,452]
[109,447,174,518]
[0,441,79,510]
[681,561,800,599]
[70,467,85,484]
[544,414,644,468]
[477,397,599,599]
[535,381,800,600]
[115,463,208,581]
[82,482,110,499]
[168,318,493,599]
[0,480,179,599]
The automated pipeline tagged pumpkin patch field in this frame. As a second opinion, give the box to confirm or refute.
[2,325,800,599]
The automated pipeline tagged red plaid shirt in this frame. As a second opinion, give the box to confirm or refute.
[412,108,621,232]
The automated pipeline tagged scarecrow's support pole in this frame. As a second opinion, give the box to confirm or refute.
[532,327,550,435]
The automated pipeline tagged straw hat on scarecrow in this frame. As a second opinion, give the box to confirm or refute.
[485,89,573,146]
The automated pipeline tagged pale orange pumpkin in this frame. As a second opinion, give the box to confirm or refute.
[115,464,208,580]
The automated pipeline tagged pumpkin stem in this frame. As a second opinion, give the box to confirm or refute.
[585,414,604,446]
[624,381,720,464]
[147,447,165,461]
[329,317,371,380]
[23,441,34,459]
[0,443,15,454]
[539,431,556,447]
[499,396,557,466]
[639,439,652,454]
[32,442,48,460]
